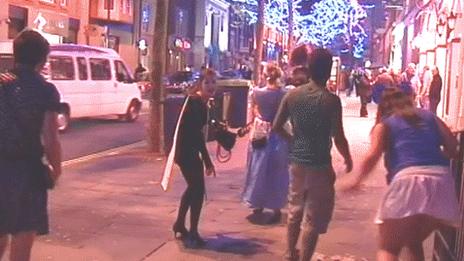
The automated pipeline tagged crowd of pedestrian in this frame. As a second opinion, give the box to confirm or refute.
[350,61,444,117]
[0,30,459,261]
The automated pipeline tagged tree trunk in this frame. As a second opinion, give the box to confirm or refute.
[287,0,294,53]
[253,0,265,86]
[148,0,170,153]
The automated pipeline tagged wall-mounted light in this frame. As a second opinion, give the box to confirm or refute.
[436,14,446,37]
[436,11,457,39]
[447,11,457,31]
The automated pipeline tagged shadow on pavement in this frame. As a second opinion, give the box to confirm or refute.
[181,234,271,256]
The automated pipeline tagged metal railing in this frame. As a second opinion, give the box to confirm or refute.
[433,131,464,261]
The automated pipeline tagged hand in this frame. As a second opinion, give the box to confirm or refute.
[205,165,216,177]
[48,165,61,182]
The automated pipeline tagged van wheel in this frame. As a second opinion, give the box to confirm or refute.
[125,100,141,122]
[57,110,70,132]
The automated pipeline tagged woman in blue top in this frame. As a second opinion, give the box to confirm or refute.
[242,63,289,224]
[345,88,460,260]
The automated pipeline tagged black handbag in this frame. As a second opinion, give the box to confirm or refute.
[213,122,237,151]
[40,163,55,190]
[251,137,267,149]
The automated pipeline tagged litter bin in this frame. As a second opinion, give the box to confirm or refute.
[215,79,251,128]
[163,94,186,155]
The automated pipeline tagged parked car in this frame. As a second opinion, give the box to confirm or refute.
[164,70,199,94]
[218,69,242,80]
[0,42,143,131]
[135,71,152,98]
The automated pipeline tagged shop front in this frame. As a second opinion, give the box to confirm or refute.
[167,35,193,73]
[28,9,70,44]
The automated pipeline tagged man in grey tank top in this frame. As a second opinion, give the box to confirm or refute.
[273,48,353,261]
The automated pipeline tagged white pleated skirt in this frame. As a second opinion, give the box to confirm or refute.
[375,165,461,227]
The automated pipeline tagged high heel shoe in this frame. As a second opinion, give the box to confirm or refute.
[267,210,282,224]
[252,208,264,215]
[172,223,189,240]
[185,231,206,249]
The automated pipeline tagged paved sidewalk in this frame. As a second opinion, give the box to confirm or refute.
[7,97,396,261]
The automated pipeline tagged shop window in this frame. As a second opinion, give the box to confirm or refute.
[8,5,27,39]
[125,0,132,14]
[104,0,114,10]
[0,55,14,73]
[49,56,75,80]
[77,57,88,80]
[90,58,111,80]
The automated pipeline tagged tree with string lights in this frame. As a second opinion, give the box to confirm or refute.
[229,0,369,58]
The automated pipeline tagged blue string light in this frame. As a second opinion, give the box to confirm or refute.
[229,0,369,58]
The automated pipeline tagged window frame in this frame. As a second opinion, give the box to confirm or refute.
[76,57,88,81]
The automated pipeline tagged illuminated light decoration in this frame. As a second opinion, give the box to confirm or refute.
[137,39,148,50]
[183,40,192,50]
[230,0,290,33]
[230,0,369,58]
[174,38,184,49]
[293,0,368,58]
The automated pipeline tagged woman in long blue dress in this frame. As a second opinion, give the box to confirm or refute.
[242,63,289,223]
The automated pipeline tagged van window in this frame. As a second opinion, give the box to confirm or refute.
[77,57,88,80]
[0,55,14,73]
[114,60,132,82]
[49,56,75,80]
[90,58,111,80]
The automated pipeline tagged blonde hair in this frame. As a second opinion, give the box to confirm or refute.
[188,68,217,94]
[264,63,282,84]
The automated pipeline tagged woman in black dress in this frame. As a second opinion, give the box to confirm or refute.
[172,69,216,248]
[0,31,62,261]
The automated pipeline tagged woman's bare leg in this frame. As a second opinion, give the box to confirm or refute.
[10,231,35,261]
[0,234,9,260]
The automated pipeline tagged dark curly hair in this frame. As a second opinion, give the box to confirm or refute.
[307,48,333,86]
[13,30,50,67]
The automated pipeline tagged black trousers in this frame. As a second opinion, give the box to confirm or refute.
[175,157,205,233]
[360,95,369,117]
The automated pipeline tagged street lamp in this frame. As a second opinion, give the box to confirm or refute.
[447,11,457,31]
[436,13,447,37]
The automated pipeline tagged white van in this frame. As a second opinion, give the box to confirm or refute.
[46,44,142,131]
[1,43,142,131]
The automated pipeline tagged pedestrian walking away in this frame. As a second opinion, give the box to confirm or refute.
[0,30,62,261]
[242,63,289,224]
[353,68,372,117]
[429,66,442,115]
[341,88,460,261]
[273,48,353,261]
[172,68,217,249]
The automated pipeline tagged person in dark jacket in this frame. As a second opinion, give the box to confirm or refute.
[172,69,216,248]
[429,66,443,115]
[0,30,62,261]
[353,69,372,117]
